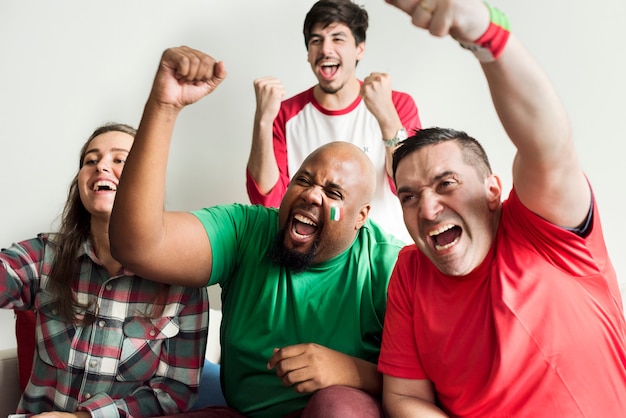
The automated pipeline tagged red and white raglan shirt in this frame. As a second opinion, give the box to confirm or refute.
[246,85,420,242]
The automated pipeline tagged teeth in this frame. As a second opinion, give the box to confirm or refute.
[428,224,454,237]
[294,214,317,226]
[93,180,117,191]
[293,229,311,239]
[434,238,459,251]
[321,61,338,67]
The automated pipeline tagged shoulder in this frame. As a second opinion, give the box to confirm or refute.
[391,90,416,105]
[192,203,277,227]
[280,87,315,116]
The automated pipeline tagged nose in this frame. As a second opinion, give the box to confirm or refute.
[419,191,443,221]
[321,38,334,55]
[301,185,324,206]
[96,159,110,173]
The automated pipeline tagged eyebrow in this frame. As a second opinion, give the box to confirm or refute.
[309,30,349,40]
[84,147,130,156]
[397,170,456,195]
[300,170,345,191]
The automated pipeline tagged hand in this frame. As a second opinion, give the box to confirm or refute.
[148,46,227,111]
[361,72,396,125]
[384,0,489,42]
[253,76,286,124]
[267,343,352,393]
[31,411,91,418]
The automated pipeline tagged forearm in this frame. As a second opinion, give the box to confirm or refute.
[247,115,279,194]
[109,99,179,264]
[340,356,383,395]
[0,237,43,308]
[384,146,396,179]
[482,36,571,162]
[482,32,588,225]
[383,395,449,418]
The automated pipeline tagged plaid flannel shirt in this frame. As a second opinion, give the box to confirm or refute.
[1,233,209,418]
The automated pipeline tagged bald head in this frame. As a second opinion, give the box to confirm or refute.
[277,141,378,267]
[302,141,376,206]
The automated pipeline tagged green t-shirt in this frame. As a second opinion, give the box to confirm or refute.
[192,204,404,417]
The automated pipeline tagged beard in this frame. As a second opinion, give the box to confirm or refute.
[319,83,340,95]
[269,229,319,274]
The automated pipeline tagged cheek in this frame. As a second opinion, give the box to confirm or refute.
[307,48,319,63]
[113,166,124,180]
[77,171,89,192]
[77,186,89,209]
[401,205,418,225]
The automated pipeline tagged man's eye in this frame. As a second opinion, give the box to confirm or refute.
[400,193,418,205]
[326,190,342,200]
[438,179,457,191]
[295,177,311,186]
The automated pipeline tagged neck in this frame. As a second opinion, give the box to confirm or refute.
[90,216,122,276]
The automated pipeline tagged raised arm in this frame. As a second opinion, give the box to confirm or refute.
[361,72,407,179]
[109,46,227,286]
[387,0,589,228]
[246,76,285,202]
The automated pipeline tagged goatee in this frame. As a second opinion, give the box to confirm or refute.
[269,231,319,274]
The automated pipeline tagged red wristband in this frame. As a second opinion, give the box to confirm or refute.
[459,3,510,62]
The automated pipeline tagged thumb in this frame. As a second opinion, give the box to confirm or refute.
[210,61,227,89]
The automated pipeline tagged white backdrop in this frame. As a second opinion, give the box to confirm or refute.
[1,0,625,350]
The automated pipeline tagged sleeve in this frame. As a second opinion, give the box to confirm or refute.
[246,168,285,208]
[0,235,46,309]
[79,288,209,418]
[245,105,290,208]
[378,248,426,379]
[393,90,421,133]
[193,203,276,288]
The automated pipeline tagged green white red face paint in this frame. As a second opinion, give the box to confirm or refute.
[330,206,343,221]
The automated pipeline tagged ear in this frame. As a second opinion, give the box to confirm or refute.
[485,174,503,211]
[356,41,366,62]
[355,203,371,230]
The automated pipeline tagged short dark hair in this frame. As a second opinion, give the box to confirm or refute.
[392,127,493,182]
[303,0,368,49]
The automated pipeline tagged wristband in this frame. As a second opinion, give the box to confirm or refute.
[459,2,510,62]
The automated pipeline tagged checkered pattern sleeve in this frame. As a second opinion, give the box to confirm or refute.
[0,234,47,309]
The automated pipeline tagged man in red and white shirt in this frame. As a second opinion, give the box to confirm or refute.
[246,0,421,242]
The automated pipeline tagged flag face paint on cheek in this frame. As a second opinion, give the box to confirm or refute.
[330,206,343,221]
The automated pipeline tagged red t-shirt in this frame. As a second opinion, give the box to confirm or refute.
[379,188,626,417]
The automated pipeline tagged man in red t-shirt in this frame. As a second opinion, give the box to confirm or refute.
[379,0,626,417]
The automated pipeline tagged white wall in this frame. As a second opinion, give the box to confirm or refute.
[2,0,625,350]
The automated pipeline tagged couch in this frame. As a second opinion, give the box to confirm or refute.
[0,308,223,417]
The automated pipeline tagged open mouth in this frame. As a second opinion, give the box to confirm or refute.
[92,180,117,192]
[429,224,462,251]
[292,214,319,239]
[319,60,339,79]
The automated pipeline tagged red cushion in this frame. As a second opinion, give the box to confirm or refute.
[14,309,36,393]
